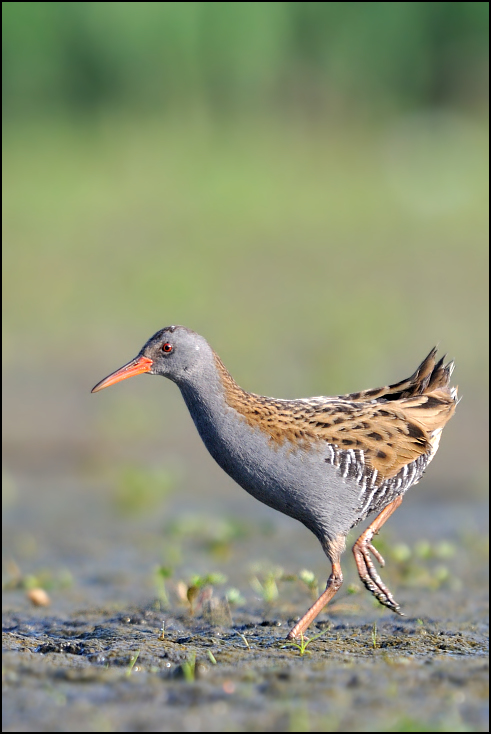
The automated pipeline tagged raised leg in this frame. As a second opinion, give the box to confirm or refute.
[286,560,343,640]
[352,495,404,614]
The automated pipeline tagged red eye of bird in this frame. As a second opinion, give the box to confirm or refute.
[162,342,173,353]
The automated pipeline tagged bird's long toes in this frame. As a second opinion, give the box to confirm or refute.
[360,568,403,615]
[377,589,403,615]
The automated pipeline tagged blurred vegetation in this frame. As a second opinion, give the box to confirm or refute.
[165,514,249,558]
[2,3,488,497]
[3,116,487,392]
[3,2,489,119]
[113,464,175,515]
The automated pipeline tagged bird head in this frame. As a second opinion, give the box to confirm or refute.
[91,326,209,393]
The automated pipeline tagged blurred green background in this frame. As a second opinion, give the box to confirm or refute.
[2,2,489,499]
[2,8,488,732]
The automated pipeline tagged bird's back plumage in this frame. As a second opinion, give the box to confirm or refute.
[214,347,457,494]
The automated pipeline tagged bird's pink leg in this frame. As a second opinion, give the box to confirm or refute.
[286,561,343,640]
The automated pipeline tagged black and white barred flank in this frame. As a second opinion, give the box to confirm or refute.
[325,445,430,526]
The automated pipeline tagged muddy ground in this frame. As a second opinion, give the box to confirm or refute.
[2,463,488,732]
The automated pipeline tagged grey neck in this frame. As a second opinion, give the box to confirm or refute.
[176,358,232,442]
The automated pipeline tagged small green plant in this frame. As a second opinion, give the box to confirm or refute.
[371,621,378,649]
[434,541,456,559]
[175,572,228,614]
[285,627,330,656]
[114,465,174,516]
[207,650,217,665]
[154,565,173,607]
[165,515,248,558]
[250,565,284,604]
[3,565,73,592]
[298,569,319,600]
[225,587,245,605]
[392,543,412,563]
[189,572,228,588]
[346,583,361,595]
[234,630,250,649]
[181,652,196,682]
[125,650,140,676]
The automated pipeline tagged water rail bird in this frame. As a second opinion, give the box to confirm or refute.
[92,326,457,639]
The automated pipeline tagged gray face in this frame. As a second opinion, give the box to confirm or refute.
[140,326,211,384]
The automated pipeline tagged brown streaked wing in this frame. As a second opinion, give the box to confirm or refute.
[303,389,456,480]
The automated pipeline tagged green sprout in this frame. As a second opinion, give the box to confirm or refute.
[165,515,248,559]
[285,628,330,656]
[225,587,245,605]
[154,565,173,607]
[371,621,378,649]
[115,465,174,515]
[234,630,250,649]
[189,572,228,588]
[177,572,228,615]
[250,566,284,604]
[3,566,73,592]
[181,652,196,682]
[125,650,140,676]
[298,569,319,600]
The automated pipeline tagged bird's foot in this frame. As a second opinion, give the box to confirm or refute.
[354,540,404,615]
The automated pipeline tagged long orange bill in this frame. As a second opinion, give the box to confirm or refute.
[91,355,153,393]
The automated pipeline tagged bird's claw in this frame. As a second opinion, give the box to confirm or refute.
[355,541,403,615]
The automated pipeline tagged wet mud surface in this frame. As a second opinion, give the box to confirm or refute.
[2,469,489,731]
[2,605,488,732]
